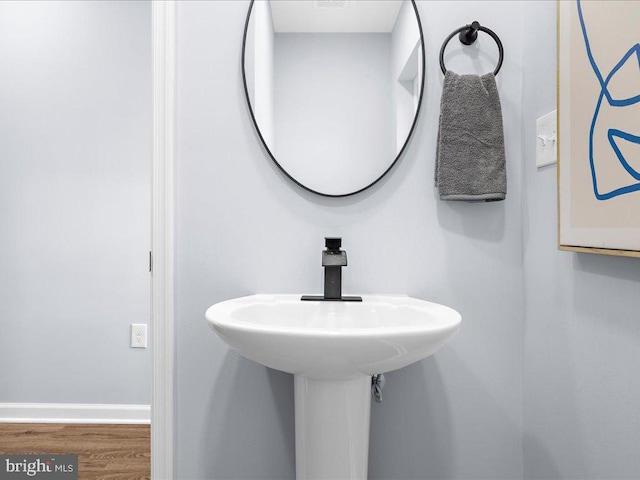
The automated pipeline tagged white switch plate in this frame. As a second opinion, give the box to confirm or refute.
[131,324,147,348]
[536,110,557,167]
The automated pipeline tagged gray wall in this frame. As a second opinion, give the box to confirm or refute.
[521,2,640,479]
[176,1,523,478]
[0,1,151,404]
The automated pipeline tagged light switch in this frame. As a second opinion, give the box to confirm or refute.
[536,110,557,168]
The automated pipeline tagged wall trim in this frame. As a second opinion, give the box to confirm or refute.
[152,1,176,479]
[0,403,150,424]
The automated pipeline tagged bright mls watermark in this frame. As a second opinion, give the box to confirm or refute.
[0,456,77,479]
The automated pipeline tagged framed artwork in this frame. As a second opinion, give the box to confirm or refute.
[558,0,640,258]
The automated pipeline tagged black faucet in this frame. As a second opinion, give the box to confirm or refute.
[301,237,362,302]
[322,237,347,300]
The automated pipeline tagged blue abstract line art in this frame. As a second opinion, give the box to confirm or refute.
[576,0,640,200]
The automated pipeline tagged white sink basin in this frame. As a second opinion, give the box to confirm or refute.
[205,294,461,379]
[205,294,461,480]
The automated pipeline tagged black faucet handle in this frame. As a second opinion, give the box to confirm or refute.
[325,237,342,252]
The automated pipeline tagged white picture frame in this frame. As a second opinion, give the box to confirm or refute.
[558,0,640,258]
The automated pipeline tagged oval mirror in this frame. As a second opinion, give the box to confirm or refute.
[242,0,425,197]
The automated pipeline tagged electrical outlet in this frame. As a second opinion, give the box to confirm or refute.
[131,324,147,348]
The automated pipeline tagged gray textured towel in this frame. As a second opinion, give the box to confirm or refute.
[435,71,506,201]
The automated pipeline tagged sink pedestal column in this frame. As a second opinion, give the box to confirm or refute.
[294,375,371,480]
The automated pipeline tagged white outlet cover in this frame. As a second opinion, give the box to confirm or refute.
[131,324,148,348]
[536,110,557,168]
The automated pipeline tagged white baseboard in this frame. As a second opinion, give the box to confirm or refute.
[0,403,150,424]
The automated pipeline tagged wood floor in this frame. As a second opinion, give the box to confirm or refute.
[0,423,150,480]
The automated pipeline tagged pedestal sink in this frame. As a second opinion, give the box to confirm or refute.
[205,294,461,480]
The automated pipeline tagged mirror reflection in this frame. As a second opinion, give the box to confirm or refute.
[244,0,424,196]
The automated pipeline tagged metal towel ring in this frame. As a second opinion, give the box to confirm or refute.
[439,21,504,76]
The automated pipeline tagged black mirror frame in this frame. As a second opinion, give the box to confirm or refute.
[241,0,426,198]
